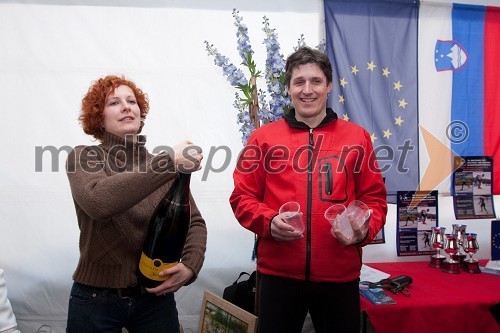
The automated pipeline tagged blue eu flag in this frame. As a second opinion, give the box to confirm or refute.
[492,220,500,261]
[324,0,419,203]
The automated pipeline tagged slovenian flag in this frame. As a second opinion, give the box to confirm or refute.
[419,2,500,194]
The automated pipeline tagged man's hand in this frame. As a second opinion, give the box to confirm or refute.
[331,210,372,246]
[270,214,303,241]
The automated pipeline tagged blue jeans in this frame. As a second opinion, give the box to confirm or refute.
[66,282,180,333]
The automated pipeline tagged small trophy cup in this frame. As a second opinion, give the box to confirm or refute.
[429,227,446,268]
[442,234,461,274]
[451,224,467,267]
[463,233,481,274]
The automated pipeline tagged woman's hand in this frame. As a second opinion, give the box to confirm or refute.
[146,263,194,296]
[173,140,203,173]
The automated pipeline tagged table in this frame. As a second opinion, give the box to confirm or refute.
[360,260,500,333]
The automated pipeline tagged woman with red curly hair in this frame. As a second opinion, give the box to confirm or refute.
[65,75,207,332]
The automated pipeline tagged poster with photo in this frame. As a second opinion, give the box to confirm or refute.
[367,177,386,244]
[363,176,386,245]
[396,190,438,256]
[369,228,385,245]
[452,156,496,219]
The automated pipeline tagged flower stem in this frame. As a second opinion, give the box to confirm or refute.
[249,76,260,129]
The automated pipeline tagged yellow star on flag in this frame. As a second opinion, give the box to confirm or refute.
[351,65,359,75]
[339,95,345,104]
[367,61,377,71]
[398,99,408,109]
[340,77,348,87]
[343,113,350,121]
[382,67,391,78]
[383,129,392,139]
[395,116,404,126]
[370,133,377,143]
[393,81,403,91]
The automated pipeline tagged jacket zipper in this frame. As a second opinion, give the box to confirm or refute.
[305,128,314,281]
[325,162,333,195]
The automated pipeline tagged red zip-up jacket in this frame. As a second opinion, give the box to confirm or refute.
[230,109,387,282]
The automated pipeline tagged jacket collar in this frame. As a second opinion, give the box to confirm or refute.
[284,108,338,129]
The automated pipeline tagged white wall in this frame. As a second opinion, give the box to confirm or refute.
[0,1,497,332]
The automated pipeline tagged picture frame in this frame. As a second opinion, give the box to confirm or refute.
[198,290,258,333]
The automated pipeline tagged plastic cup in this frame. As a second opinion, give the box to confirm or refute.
[347,200,370,225]
[324,204,347,226]
[332,200,370,239]
[279,201,305,233]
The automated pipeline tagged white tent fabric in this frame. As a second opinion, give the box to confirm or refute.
[0,1,497,332]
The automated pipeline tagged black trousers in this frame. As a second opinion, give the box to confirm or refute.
[257,274,360,333]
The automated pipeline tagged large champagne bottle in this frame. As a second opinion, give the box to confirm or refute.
[137,172,191,288]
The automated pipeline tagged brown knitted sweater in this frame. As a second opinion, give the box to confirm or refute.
[66,132,207,288]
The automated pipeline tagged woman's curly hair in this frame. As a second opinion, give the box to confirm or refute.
[80,75,149,141]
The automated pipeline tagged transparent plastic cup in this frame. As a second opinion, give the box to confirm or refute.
[335,200,370,239]
[279,201,305,233]
[347,200,370,223]
[324,204,347,227]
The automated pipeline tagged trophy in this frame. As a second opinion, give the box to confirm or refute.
[463,233,481,273]
[451,224,467,267]
[429,227,446,268]
[442,234,461,274]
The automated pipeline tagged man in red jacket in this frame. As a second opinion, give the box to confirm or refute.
[230,46,387,333]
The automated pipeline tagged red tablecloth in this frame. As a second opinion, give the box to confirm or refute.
[361,260,500,333]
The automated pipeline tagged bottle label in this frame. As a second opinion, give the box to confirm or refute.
[138,252,178,281]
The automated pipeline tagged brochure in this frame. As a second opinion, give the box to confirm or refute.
[452,156,496,219]
[359,288,396,305]
[396,190,438,256]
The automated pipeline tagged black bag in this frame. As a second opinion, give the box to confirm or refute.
[384,275,413,295]
[360,275,413,296]
[223,271,256,313]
